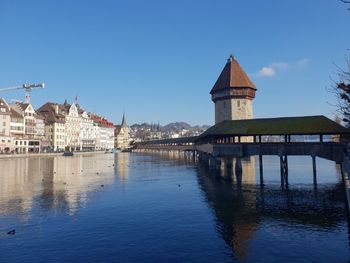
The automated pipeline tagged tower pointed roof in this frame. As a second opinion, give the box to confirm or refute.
[121,113,127,126]
[210,55,256,94]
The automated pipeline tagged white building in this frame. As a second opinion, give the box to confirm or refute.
[10,106,26,153]
[100,126,115,150]
[11,102,41,153]
[63,101,81,151]
[90,114,115,150]
[0,98,13,153]
[79,111,96,151]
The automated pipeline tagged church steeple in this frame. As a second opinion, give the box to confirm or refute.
[121,113,127,126]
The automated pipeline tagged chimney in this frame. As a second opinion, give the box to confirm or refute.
[54,104,59,114]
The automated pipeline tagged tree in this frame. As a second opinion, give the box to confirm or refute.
[341,0,350,9]
[328,1,349,126]
[330,59,350,127]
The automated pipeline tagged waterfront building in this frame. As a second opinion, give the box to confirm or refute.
[210,55,256,124]
[79,110,96,151]
[0,98,13,153]
[38,100,115,152]
[115,114,129,149]
[35,114,49,149]
[90,114,115,150]
[11,102,41,153]
[62,101,82,151]
[37,102,66,151]
[15,103,36,138]
[10,106,26,153]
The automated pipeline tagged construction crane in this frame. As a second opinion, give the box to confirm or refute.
[0,83,45,103]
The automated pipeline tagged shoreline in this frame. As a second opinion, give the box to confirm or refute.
[0,151,110,159]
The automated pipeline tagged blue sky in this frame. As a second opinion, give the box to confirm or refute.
[0,0,349,125]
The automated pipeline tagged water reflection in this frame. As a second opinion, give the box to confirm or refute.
[114,152,130,182]
[0,154,115,216]
[0,152,348,262]
[196,160,347,262]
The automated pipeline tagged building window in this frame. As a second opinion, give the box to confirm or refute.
[237,100,240,107]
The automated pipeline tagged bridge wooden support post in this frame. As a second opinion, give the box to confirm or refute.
[226,158,233,180]
[206,154,210,168]
[280,155,288,187]
[202,152,206,164]
[312,156,317,187]
[259,155,264,186]
[209,156,216,170]
[198,152,202,162]
[235,158,242,186]
[215,158,222,171]
[284,155,288,186]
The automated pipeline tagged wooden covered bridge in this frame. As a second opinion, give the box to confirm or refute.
[134,115,350,186]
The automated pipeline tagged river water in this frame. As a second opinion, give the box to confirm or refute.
[0,152,349,262]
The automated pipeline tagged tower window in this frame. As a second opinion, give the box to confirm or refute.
[237,100,240,107]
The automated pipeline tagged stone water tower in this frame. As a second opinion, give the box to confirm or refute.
[210,55,257,124]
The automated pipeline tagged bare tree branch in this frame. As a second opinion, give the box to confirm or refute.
[329,57,350,127]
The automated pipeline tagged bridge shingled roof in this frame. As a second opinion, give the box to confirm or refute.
[199,115,350,138]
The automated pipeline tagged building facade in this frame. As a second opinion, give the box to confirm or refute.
[90,114,115,150]
[37,102,66,151]
[80,111,96,151]
[210,55,256,124]
[64,102,81,151]
[115,114,129,149]
[0,98,13,153]
[11,103,41,153]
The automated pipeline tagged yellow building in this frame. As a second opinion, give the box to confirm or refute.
[115,114,129,149]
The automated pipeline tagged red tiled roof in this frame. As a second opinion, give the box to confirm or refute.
[90,114,115,128]
[210,55,256,94]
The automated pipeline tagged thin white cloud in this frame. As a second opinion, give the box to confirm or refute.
[297,58,310,67]
[253,58,310,78]
[270,62,289,70]
[258,67,276,77]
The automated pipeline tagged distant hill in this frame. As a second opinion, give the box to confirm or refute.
[163,122,192,130]
[130,122,210,131]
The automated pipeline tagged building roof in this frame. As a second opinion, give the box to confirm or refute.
[90,114,114,128]
[10,106,23,119]
[115,125,121,135]
[15,102,30,111]
[210,55,256,94]
[0,97,11,114]
[37,102,66,124]
[199,115,350,138]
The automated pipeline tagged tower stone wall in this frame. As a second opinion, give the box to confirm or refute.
[210,55,256,124]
